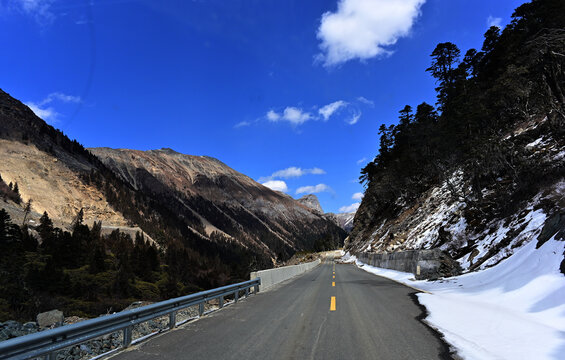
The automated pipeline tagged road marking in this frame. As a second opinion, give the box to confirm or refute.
[332,275,335,279]
[330,296,336,311]
[332,282,335,287]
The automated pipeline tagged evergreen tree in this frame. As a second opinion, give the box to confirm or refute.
[426,42,461,108]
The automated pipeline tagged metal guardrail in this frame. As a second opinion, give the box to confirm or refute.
[0,278,261,360]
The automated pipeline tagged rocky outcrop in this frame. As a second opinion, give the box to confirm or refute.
[297,194,323,214]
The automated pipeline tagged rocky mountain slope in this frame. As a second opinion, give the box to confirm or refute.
[297,194,323,214]
[89,147,345,261]
[348,0,565,274]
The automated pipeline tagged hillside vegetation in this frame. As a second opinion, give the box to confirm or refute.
[350,0,565,270]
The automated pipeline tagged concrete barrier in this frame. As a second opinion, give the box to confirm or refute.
[250,259,321,291]
[356,249,461,280]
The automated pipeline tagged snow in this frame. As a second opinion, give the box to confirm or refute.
[351,239,565,360]
[340,251,357,263]
[525,137,544,149]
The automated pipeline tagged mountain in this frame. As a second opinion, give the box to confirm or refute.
[295,194,356,233]
[0,88,346,320]
[349,0,565,274]
[297,194,323,214]
[89,147,346,261]
[332,212,356,233]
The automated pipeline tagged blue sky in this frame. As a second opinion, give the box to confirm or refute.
[0,0,525,213]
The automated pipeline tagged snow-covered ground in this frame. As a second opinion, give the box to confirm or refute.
[345,238,565,360]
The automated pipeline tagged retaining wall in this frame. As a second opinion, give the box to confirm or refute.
[250,259,321,291]
[356,249,460,280]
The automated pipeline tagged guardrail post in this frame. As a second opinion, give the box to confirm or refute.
[254,284,259,293]
[219,296,224,308]
[234,290,239,303]
[199,302,204,316]
[123,326,133,348]
[45,351,57,360]
[245,287,250,297]
[169,311,177,330]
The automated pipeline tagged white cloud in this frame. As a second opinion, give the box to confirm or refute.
[234,121,251,128]
[352,192,364,200]
[283,107,312,124]
[339,202,360,213]
[316,0,426,67]
[296,183,332,195]
[347,111,361,125]
[42,92,81,105]
[262,180,288,193]
[266,110,281,121]
[487,16,502,29]
[15,0,55,25]
[356,157,367,165]
[24,92,82,124]
[357,96,374,106]
[266,107,312,125]
[259,167,326,182]
[25,102,59,122]
[319,100,347,121]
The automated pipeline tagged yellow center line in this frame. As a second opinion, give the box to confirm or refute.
[330,296,336,311]
[332,281,335,287]
[332,275,335,279]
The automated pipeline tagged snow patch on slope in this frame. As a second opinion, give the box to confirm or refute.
[353,239,565,360]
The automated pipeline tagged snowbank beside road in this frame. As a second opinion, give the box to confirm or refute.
[349,238,565,359]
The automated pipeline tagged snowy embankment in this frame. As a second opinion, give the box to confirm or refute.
[343,238,565,360]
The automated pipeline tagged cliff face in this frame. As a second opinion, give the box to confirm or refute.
[297,194,324,214]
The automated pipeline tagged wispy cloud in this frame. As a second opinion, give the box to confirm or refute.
[13,0,55,26]
[259,166,326,182]
[346,111,361,125]
[234,121,252,128]
[25,103,59,122]
[296,183,333,195]
[357,96,374,106]
[261,180,289,193]
[487,15,502,29]
[25,92,82,123]
[316,0,426,67]
[356,157,367,165]
[319,100,347,121]
[352,192,364,200]
[339,202,360,213]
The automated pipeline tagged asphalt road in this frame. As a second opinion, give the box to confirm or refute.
[111,260,452,360]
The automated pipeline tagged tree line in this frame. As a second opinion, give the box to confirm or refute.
[358,0,565,232]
